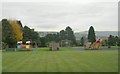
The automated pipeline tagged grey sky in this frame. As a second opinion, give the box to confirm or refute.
[2,1,118,32]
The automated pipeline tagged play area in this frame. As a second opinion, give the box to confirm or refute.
[84,39,103,50]
[17,40,32,51]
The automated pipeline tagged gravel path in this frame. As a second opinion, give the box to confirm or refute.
[72,46,119,51]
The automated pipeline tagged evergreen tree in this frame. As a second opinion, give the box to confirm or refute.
[80,36,85,46]
[88,26,96,43]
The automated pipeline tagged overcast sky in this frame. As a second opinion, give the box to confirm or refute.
[2,0,118,32]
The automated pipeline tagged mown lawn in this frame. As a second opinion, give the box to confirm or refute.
[2,47,118,72]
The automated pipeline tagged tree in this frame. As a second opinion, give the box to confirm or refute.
[60,30,66,40]
[9,20,23,41]
[2,19,17,48]
[80,36,85,46]
[40,37,46,47]
[23,26,40,47]
[118,37,120,46]
[45,33,60,43]
[23,26,31,40]
[65,26,76,45]
[103,39,108,46]
[88,26,96,43]
[108,35,114,48]
[108,35,120,47]
[59,26,76,46]
[114,36,119,46]
[55,33,61,42]
[17,20,23,28]
[45,34,54,42]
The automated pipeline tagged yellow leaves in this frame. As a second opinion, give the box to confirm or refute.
[9,20,23,41]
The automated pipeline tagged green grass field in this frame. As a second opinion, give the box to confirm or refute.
[2,47,118,72]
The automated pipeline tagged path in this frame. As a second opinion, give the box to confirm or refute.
[72,46,119,51]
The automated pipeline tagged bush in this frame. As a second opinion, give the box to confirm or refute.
[2,42,8,50]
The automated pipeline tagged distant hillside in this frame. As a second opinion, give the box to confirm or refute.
[38,31,58,37]
[75,31,118,40]
[38,31,118,40]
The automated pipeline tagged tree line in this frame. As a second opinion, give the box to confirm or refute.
[2,19,120,49]
[107,35,120,47]
[2,19,76,48]
[40,26,76,47]
[2,19,40,48]
[80,26,120,47]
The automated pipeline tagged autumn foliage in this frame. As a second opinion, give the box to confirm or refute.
[9,20,23,41]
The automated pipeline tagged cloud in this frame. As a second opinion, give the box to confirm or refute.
[2,0,119,2]
[2,2,118,32]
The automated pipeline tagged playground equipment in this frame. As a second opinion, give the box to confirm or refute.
[17,40,32,51]
[84,39,102,50]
